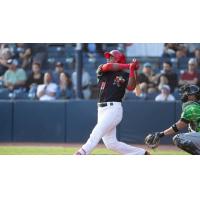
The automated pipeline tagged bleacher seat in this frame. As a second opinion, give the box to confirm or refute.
[0,89,10,100]
[15,92,29,100]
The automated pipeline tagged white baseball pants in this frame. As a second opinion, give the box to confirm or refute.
[79,102,145,155]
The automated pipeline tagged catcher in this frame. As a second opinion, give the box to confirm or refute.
[145,84,200,155]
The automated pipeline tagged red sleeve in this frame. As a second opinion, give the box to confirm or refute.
[180,72,185,80]
[101,63,130,72]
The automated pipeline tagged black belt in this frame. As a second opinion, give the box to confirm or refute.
[98,102,114,107]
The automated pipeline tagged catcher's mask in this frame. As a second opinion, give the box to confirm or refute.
[179,84,200,102]
[104,50,126,64]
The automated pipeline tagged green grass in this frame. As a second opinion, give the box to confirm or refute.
[150,149,188,155]
[0,146,189,155]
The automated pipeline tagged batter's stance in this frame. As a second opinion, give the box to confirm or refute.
[75,50,149,155]
[145,84,200,155]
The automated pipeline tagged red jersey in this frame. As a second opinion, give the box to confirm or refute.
[180,71,199,81]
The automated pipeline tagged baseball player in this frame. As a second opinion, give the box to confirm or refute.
[75,50,150,155]
[145,84,200,155]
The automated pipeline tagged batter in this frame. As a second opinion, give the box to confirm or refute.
[75,50,149,155]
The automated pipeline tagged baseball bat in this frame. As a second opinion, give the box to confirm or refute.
[134,84,142,96]
[133,70,141,96]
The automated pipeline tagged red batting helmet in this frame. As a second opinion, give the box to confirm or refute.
[104,50,126,63]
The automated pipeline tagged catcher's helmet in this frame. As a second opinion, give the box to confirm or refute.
[179,84,200,102]
[104,50,126,63]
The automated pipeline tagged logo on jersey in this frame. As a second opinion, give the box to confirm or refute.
[113,76,125,87]
[100,81,106,90]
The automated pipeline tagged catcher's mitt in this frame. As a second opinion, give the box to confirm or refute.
[144,132,162,149]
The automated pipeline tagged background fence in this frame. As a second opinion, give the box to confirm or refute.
[0,100,183,144]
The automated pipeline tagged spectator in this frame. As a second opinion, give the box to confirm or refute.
[52,61,65,84]
[28,43,48,67]
[26,62,44,99]
[138,82,148,100]
[36,72,57,101]
[138,62,158,93]
[155,84,175,102]
[14,43,32,69]
[3,59,27,91]
[72,69,91,99]
[179,58,199,87]
[56,72,74,99]
[162,43,178,58]
[157,60,178,93]
[194,48,200,68]
[0,45,13,76]
[183,43,200,56]
[175,46,189,69]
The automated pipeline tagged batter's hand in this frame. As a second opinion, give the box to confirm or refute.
[130,59,140,71]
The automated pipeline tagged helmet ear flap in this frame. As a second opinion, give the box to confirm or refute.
[179,85,187,102]
[120,54,126,64]
[181,94,188,103]
[195,92,200,100]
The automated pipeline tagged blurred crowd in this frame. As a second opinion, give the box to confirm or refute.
[127,43,200,101]
[0,43,200,102]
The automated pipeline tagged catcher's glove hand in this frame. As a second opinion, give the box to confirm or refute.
[144,132,164,149]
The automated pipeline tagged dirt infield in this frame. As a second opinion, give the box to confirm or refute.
[0,142,181,151]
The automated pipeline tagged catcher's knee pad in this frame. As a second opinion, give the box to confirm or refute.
[173,134,200,155]
[173,134,182,146]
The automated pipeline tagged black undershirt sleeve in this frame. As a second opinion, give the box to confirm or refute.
[180,118,190,124]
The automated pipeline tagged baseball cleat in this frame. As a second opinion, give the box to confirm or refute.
[74,151,82,155]
[74,148,86,155]
[144,151,151,155]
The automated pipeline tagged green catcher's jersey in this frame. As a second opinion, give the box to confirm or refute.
[181,101,200,132]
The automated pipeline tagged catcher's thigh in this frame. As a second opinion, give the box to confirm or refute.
[173,133,200,155]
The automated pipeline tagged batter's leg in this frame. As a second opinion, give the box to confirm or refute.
[102,128,146,155]
[77,105,123,155]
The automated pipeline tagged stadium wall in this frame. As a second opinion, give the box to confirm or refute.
[0,100,182,144]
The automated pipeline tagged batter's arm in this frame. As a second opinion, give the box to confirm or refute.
[100,59,139,72]
[126,62,140,91]
[126,70,137,91]
[100,63,130,72]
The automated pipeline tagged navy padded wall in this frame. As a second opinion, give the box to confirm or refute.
[119,101,176,144]
[66,100,97,143]
[13,101,66,142]
[0,101,12,141]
